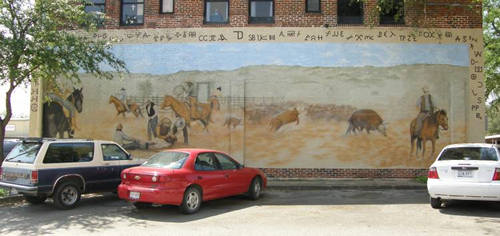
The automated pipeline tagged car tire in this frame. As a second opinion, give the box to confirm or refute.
[248,177,262,200]
[133,202,152,209]
[24,195,47,204]
[180,186,202,214]
[430,197,442,209]
[53,181,82,210]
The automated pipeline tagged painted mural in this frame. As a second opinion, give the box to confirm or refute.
[42,42,470,168]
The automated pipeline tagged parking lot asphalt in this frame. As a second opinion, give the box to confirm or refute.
[1,189,499,236]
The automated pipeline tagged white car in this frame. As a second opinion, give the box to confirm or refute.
[427,143,500,209]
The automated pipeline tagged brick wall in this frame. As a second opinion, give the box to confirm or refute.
[261,168,429,178]
[103,0,481,29]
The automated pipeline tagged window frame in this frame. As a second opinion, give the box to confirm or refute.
[141,151,189,169]
[438,147,499,161]
[204,0,230,24]
[101,143,130,161]
[84,0,106,13]
[43,142,95,164]
[214,152,240,170]
[248,0,275,24]
[379,0,404,25]
[4,142,41,164]
[194,152,221,171]
[305,0,321,13]
[120,0,145,26]
[337,0,364,25]
[84,0,106,27]
[160,0,175,14]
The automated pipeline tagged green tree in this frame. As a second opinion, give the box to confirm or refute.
[0,0,127,162]
[484,0,500,110]
[487,108,500,135]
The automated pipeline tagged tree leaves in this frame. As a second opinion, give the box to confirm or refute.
[484,0,500,113]
[0,0,127,160]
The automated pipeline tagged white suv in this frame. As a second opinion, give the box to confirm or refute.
[427,143,500,208]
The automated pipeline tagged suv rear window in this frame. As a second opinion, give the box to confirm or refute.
[439,147,498,161]
[43,143,94,163]
[4,143,41,164]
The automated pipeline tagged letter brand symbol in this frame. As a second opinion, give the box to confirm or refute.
[134,176,141,180]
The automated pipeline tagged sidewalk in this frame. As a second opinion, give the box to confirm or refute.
[267,178,427,190]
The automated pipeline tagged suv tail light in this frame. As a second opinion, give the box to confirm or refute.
[428,167,439,179]
[31,170,38,184]
[493,168,500,181]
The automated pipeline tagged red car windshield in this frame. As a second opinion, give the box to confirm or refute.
[142,151,189,169]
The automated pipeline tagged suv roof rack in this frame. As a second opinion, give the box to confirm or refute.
[21,137,56,143]
[19,137,95,143]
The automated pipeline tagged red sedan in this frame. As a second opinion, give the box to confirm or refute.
[118,149,267,214]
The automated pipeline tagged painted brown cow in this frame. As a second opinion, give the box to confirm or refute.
[269,108,299,132]
[345,109,387,136]
[224,117,241,128]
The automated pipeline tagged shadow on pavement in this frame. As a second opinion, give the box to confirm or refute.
[124,189,430,222]
[0,189,461,234]
[438,200,500,219]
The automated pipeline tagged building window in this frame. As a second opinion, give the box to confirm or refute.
[205,0,229,24]
[161,0,174,13]
[121,0,144,26]
[379,0,404,25]
[306,0,320,13]
[249,0,274,24]
[337,0,363,25]
[84,0,106,26]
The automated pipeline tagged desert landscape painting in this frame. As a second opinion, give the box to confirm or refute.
[42,42,470,168]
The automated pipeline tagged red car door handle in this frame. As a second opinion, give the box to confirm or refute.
[197,176,203,180]
[224,174,229,178]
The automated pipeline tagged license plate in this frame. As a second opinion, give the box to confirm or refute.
[129,191,140,200]
[3,172,28,181]
[457,170,473,178]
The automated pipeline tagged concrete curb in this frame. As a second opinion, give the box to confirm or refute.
[0,178,426,205]
[266,178,427,191]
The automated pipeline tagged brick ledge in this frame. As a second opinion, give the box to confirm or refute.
[260,168,428,178]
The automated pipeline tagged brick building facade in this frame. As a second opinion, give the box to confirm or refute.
[97,0,481,29]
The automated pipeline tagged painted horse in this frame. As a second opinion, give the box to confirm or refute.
[410,109,448,158]
[43,88,84,138]
[188,96,219,125]
[161,95,192,144]
[161,95,220,144]
[109,95,143,118]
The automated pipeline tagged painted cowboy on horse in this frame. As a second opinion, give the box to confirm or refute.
[109,88,143,118]
[43,87,84,138]
[414,86,436,138]
[410,86,449,157]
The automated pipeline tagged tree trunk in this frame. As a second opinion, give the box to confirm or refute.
[0,85,16,164]
[0,126,5,163]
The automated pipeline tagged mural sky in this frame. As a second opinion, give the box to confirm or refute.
[105,43,470,75]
